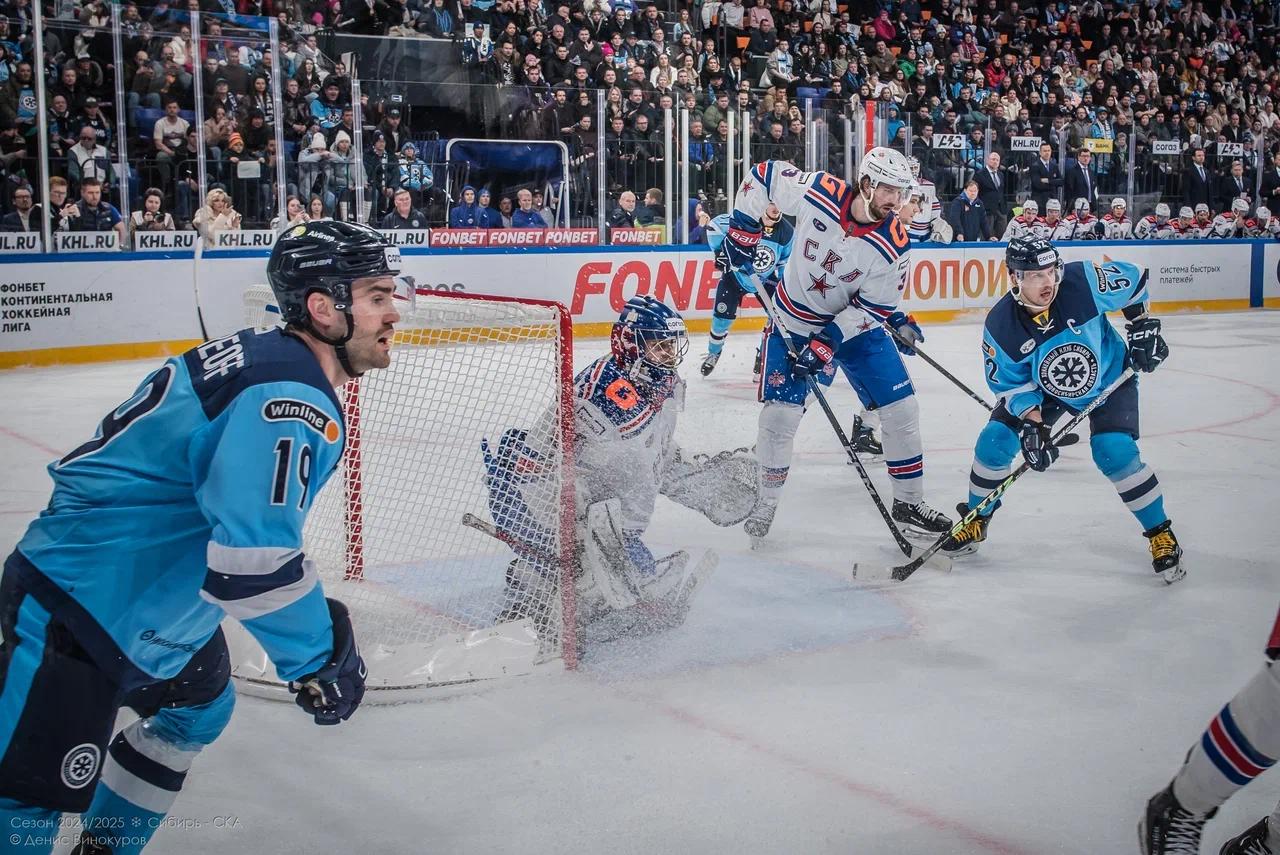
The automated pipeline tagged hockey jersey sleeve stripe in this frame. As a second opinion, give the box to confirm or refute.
[804,191,842,223]
[853,293,894,320]
[577,359,609,402]
[1203,705,1275,784]
[752,161,772,191]
[200,553,318,621]
[861,229,898,264]
[206,542,302,576]
[617,405,655,434]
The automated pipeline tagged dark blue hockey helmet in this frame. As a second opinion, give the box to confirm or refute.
[610,296,689,386]
[1005,236,1063,309]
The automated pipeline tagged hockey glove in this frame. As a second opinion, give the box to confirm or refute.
[1019,418,1059,472]
[714,211,762,276]
[886,311,924,355]
[291,598,367,725]
[790,333,835,380]
[1125,316,1168,373]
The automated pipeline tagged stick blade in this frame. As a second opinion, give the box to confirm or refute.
[852,548,952,582]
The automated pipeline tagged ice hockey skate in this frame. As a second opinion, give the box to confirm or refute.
[1145,520,1186,584]
[891,499,953,540]
[744,500,777,548]
[942,502,993,556]
[1139,784,1214,855]
[1219,817,1273,855]
[700,351,720,376]
[848,414,883,457]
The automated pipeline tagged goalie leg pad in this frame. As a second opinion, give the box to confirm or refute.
[577,500,644,617]
[661,448,760,526]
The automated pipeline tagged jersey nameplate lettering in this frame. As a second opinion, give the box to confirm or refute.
[262,398,341,443]
[198,334,245,381]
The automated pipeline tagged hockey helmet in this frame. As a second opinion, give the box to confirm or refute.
[1155,202,1171,221]
[1231,197,1250,214]
[1258,206,1272,223]
[1179,206,1194,220]
[1005,236,1063,311]
[1021,199,1039,215]
[857,147,914,192]
[610,296,689,388]
[1194,203,1210,215]
[1111,197,1126,210]
[1045,198,1062,212]
[267,220,411,376]
[907,155,921,179]
[1073,197,1090,215]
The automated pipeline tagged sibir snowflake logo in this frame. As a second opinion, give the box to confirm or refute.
[1038,342,1098,399]
[61,743,101,789]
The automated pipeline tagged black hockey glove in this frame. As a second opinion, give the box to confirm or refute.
[790,333,835,381]
[714,211,762,276]
[886,311,924,355]
[1019,418,1059,472]
[291,598,367,725]
[1125,316,1168,373]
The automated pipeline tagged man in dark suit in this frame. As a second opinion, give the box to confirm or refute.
[946,180,986,242]
[1063,147,1098,211]
[1216,159,1252,212]
[1029,141,1063,210]
[1260,150,1280,208]
[974,150,1011,240]
[1182,147,1213,211]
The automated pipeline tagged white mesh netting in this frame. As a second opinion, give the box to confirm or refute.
[233,288,575,697]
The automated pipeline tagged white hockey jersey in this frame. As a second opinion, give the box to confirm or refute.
[733,161,917,341]
[1053,214,1102,241]
[1001,215,1039,242]
[1211,213,1246,238]
[1134,215,1178,240]
[907,177,943,242]
[1182,217,1215,239]
[1031,217,1060,241]
[1101,213,1134,240]
[1248,218,1280,239]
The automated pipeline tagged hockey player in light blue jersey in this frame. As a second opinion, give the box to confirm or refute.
[700,203,794,377]
[0,221,408,854]
[944,235,1183,583]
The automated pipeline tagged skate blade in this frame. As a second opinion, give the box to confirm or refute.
[1160,563,1186,585]
[749,535,768,550]
[896,523,952,542]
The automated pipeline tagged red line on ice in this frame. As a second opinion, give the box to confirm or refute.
[0,424,62,458]
[613,686,1035,855]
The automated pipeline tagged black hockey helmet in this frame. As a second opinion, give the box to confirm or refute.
[1005,236,1063,310]
[267,220,402,325]
[267,220,404,377]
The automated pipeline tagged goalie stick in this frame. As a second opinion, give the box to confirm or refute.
[747,273,948,571]
[859,367,1136,583]
[880,323,1080,447]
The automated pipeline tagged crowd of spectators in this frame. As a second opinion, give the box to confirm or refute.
[2,0,1280,242]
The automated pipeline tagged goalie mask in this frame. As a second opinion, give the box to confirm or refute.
[1005,236,1063,314]
[610,296,689,389]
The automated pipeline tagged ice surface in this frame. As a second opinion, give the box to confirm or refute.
[1,312,1277,854]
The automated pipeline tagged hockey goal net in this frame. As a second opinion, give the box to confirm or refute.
[230,286,577,700]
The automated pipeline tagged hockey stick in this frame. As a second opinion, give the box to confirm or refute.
[462,512,562,566]
[880,324,1080,447]
[748,273,943,566]
[866,367,1136,583]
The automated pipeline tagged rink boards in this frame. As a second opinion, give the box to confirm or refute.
[2,238,1279,368]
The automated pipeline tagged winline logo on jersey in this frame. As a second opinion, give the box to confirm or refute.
[261,398,340,443]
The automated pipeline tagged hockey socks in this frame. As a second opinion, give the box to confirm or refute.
[877,397,925,505]
[1091,432,1167,531]
[707,316,732,356]
[1173,662,1280,816]
[967,421,1018,515]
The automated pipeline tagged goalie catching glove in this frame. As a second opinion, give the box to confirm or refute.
[290,597,367,725]
[661,447,759,526]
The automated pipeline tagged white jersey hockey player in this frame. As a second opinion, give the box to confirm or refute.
[485,297,743,646]
[905,155,950,243]
[1212,198,1251,238]
[1135,203,1178,240]
[1102,197,1134,239]
[1053,198,1104,240]
[1001,199,1040,242]
[1031,198,1063,240]
[1172,206,1197,238]
[1248,206,1280,238]
[1183,203,1215,238]
[712,148,952,544]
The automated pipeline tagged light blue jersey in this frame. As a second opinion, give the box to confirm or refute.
[15,327,344,683]
[982,259,1148,416]
[706,212,794,289]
